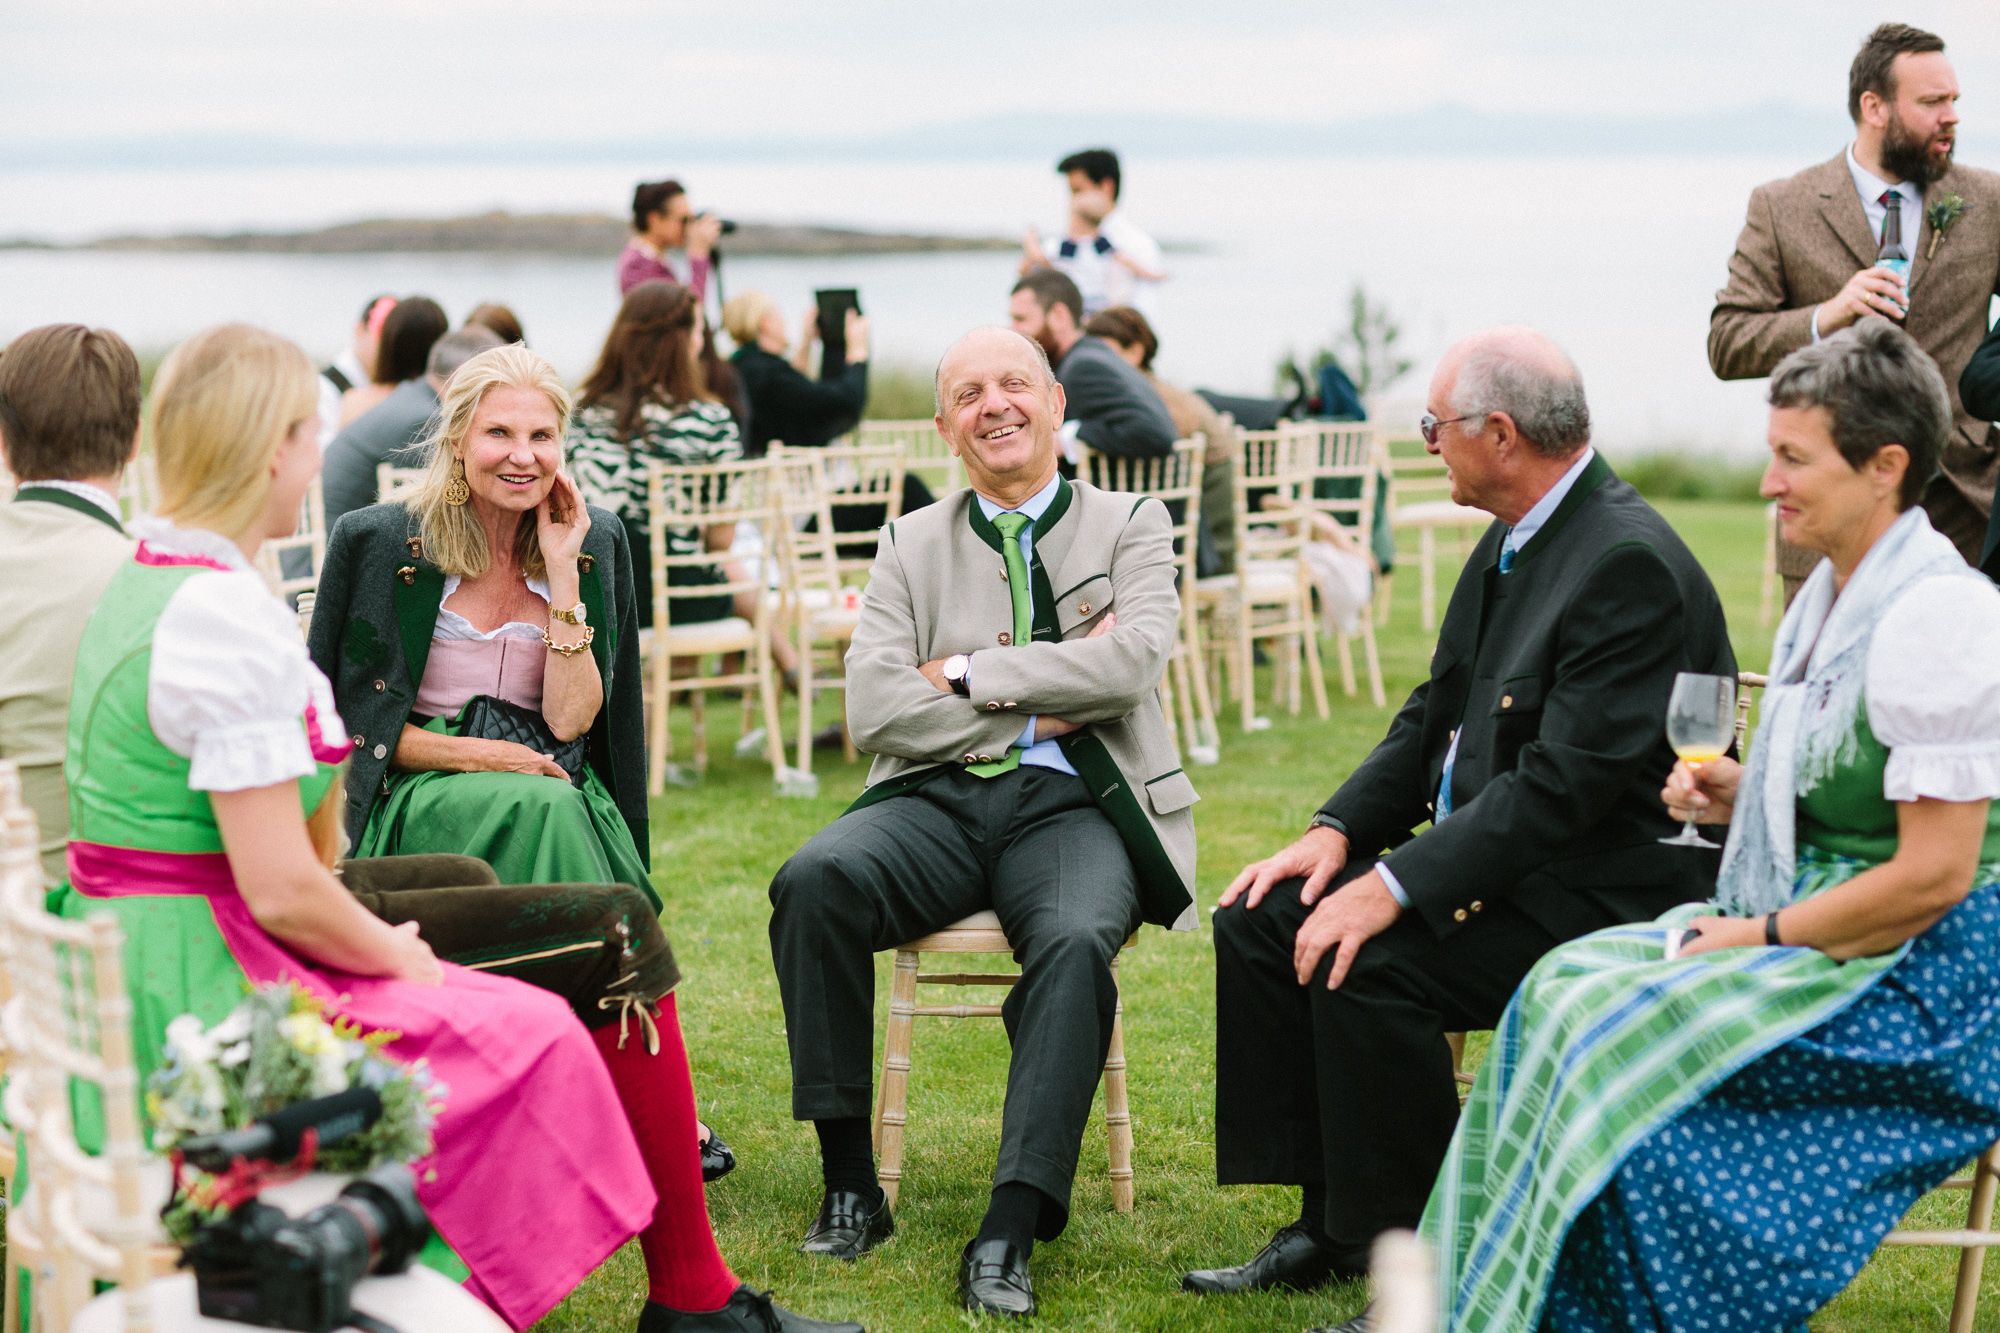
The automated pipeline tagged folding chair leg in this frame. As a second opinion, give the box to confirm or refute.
[1335,629,1358,698]
[648,651,669,795]
[758,640,787,784]
[1168,647,1199,759]
[838,651,858,763]
[1948,1144,2000,1333]
[1304,625,1332,721]
[875,950,920,1207]
[1181,606,1220,755]
[691,687,709,773]
[1360,616,1387,708]
[1237,611,1257,732]
[794,640,815,779]
[1103,954,1134,1214]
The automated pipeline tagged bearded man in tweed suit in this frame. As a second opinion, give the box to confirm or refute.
[1709,22,2000,589]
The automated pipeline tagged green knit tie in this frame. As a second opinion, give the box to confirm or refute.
[968,510,1033,777]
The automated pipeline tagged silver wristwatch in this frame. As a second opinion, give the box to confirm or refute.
[942,653,972,697]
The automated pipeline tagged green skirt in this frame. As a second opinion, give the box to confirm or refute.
[355,715,658,911]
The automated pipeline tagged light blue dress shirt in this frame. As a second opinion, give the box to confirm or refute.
[1377,447,1597,909]
[973,473,1078,777]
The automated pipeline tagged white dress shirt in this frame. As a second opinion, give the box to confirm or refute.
[26,478,121,520]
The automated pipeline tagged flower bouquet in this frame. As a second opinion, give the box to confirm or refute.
[148,983,446,1242]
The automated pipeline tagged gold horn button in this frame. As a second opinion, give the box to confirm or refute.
[1078,601,1092,615]
[998,631,1012,646]
[397,565,417,585]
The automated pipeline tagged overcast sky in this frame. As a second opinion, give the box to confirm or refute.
[9,0,2000,151]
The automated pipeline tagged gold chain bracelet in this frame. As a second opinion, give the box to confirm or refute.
[543,624,595,657]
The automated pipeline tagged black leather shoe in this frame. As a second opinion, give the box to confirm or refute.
[1305,1303,1374,1333]
[638,1284,865,1332]
[699,1123,737,1183]
[1181,1220,1359,1294]
[959,1238,1035,1318]
[799,1188,893,1259]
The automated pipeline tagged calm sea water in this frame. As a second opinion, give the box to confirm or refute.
[1,151,1958,456]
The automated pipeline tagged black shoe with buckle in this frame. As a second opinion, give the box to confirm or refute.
[1181,1220,1360,1294]
[698,1123,737,1183]
[958,1237,1035,1318]
[638,1284,865,1333]
[799,1187,893,1260]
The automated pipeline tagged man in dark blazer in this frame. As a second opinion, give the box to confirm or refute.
[1008,267,1174,461]
[1180,328,1734,1327]
[1708,23,2000,588]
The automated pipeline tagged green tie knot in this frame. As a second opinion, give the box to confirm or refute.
[993,511,1031,539]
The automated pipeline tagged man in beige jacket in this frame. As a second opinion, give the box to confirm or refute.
[0,324,141,883]
[768,327,1196,1317]
[1710,23,2000,589]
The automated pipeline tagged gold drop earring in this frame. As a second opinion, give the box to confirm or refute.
[444,455,470,506]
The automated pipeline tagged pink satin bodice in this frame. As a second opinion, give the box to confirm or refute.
[414,634,546,719]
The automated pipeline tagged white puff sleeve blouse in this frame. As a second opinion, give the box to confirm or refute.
[1866,572,2000,804]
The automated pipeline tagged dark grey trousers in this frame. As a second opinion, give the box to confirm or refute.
[768,766,1140,1238]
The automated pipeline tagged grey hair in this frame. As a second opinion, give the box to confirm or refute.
[1451,340,1591,457]
[932,328,1056,413]
[428,325,505,383]
[1768,315,1946,508]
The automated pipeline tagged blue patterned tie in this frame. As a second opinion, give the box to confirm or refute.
[1498,528,1516,574]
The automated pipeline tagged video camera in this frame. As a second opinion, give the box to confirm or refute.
[174,1088,433,1332]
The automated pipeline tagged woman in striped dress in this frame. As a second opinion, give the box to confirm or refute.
[1416,319,2000,1332]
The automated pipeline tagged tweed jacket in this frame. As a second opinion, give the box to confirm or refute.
[843,478,1198,929]
[306,500,649,861]
[1709,152,2000,566]
[1317,455,1735,943]
[0,489,132,884]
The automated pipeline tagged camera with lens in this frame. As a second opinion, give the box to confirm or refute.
[173,1089,434,1332]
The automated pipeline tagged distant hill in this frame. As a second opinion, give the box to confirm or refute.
[0,211,1019,257]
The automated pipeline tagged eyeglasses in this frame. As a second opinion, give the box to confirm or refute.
[1419,412,1472,447]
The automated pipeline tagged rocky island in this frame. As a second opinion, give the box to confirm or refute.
[0,210,1020,257]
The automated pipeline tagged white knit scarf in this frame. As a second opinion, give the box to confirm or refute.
[1715,507,1965,915]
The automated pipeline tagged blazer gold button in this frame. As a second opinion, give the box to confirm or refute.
[1501,694,1514,708]
[371,679,386,692]
[373,743,388,760]
[986,701,1001,710]
[350,734,365,749]
[998,632,1012,645]
[1453,908,1469,923]
[1470,900,1484,912]
[1078,601,1092,615]
[397,565,416,584]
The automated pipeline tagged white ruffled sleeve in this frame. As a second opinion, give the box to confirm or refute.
[149,570,352,792]
[1866,573,2000,802]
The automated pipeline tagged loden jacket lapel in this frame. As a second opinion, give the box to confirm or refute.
[391,530,445,698]
[1810,153,1878,272]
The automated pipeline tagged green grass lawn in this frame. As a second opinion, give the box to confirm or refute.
[533,499,1993,1332]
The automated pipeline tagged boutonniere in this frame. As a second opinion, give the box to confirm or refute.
[1926,195,1968,259]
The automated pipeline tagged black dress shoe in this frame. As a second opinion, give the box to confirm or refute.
[799,1187,893,1259]
[698,1124,737,1183]
[638,1284,865,1332]
[1305,1303,1374,1333]
[959,1237,1035,1318]
[1181,1220,1360,1294]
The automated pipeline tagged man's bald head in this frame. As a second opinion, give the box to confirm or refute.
[1439,326,1591,457]
[934,327,1055,414]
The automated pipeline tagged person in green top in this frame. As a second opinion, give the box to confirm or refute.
[1378,318,2000,1333]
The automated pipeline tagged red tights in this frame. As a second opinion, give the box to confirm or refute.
[590,994,739,1312]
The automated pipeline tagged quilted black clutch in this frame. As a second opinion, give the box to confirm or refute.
[458,694,588,787]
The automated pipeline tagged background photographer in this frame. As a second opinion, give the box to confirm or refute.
[619,179,723,299]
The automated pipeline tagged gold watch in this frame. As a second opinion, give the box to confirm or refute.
[551,602,587,626]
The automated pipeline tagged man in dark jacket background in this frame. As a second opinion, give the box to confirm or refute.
[1179,327,1735,1316]
[1008,267,1174,462]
